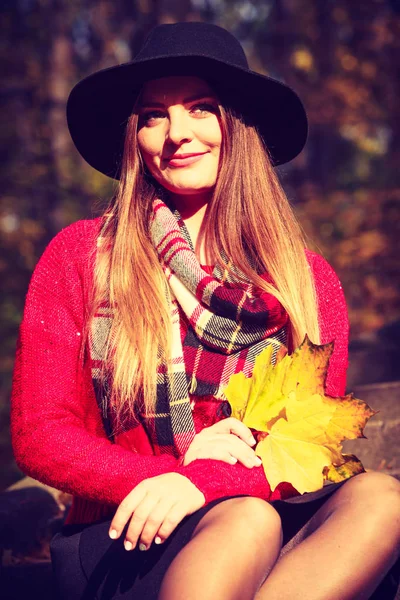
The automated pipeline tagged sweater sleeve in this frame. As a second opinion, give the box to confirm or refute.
[11,221,179,507]
[175,253,350,503]
[306,251,349,397]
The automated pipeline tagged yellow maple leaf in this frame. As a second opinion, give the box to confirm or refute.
[224,371,252,421]
[322,394,377,444]
[280,338,332,401]
[224,336,376,494]
[258,392,337,493]
[323,454,365,483]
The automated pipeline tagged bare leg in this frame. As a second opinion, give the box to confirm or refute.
[158,497,283,600]
[256,472,400,600]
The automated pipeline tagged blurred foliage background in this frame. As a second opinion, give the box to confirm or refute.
[1,0,399,490]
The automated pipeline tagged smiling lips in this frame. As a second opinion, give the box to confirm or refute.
[166,152,208,167]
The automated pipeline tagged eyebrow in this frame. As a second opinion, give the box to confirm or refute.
[140,92,217,108]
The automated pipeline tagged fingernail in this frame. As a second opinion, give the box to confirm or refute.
[229,457,238,464]
[109,529,118,539]
[255,457,263,466]
[249,436,257,446]
[138,542,147,552]
[154,536,162,545]
[124,541,133,551]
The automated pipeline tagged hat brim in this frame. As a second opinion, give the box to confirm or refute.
[67,55,308,178]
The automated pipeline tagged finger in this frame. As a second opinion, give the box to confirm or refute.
[184,432,260,466]
[186,435,261,468]
[183,441,239,467]
[124,494,161,551]
[157,503,188,543]
[227,436,263,468]
[211,417,256,446]
[109,487,147,540]
[209,448,240,466]
[139,499,175,550]
[209,434,261,468]
[186,442,239,466]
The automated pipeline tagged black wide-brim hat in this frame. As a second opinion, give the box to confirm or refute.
[67,22,308,179]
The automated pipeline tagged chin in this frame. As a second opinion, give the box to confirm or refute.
[170,187,213,196]
[161,180,215,196]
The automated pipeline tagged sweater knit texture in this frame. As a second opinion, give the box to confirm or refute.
[11,219,349,525]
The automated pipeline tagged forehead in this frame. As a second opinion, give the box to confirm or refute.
[140,76,217,104]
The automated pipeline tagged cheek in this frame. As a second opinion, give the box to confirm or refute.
[201,118,222,151]
[137,130,161,165]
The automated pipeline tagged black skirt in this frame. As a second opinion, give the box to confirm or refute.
[50,482,399,600]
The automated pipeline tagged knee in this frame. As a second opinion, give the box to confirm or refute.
[235,497,282,532]
[341,472,400,542]
[344,471,400,507]
[216,497,283,548]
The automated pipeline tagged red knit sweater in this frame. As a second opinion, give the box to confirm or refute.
[11,219,349,525]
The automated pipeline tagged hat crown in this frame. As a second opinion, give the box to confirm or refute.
[135,22,249,69]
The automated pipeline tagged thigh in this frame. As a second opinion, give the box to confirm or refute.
[303,472,400,534]
[159,497,284,600]
[272,474,400,559]
[276,473,400,600]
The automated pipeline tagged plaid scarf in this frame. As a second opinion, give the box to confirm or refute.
[91,199,288,457]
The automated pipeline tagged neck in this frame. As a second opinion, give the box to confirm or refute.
[168,192,211,263]
[168,191,210,220]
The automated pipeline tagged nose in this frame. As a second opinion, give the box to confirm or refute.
[166,109,193,145]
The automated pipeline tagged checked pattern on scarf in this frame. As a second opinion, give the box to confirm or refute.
[90,199,288,458]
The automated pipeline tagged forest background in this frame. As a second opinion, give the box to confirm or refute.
[1,0,399,491]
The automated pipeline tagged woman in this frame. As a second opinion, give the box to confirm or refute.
[11,21,400,600]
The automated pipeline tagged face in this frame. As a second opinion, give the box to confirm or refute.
[136,76,222,199]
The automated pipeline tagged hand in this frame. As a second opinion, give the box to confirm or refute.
[182,417,262,468]
[109,473,205,551]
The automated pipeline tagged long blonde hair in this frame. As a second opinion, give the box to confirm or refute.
[91,98,320,420]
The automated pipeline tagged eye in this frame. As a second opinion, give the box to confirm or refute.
[140,110,165,125]
[190,103,219,117]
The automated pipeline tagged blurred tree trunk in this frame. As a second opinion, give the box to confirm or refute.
[48,12,75,184]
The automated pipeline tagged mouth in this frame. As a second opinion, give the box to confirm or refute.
[165,152,208,168]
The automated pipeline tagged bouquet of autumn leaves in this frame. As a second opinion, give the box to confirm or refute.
[223,336,376,495]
